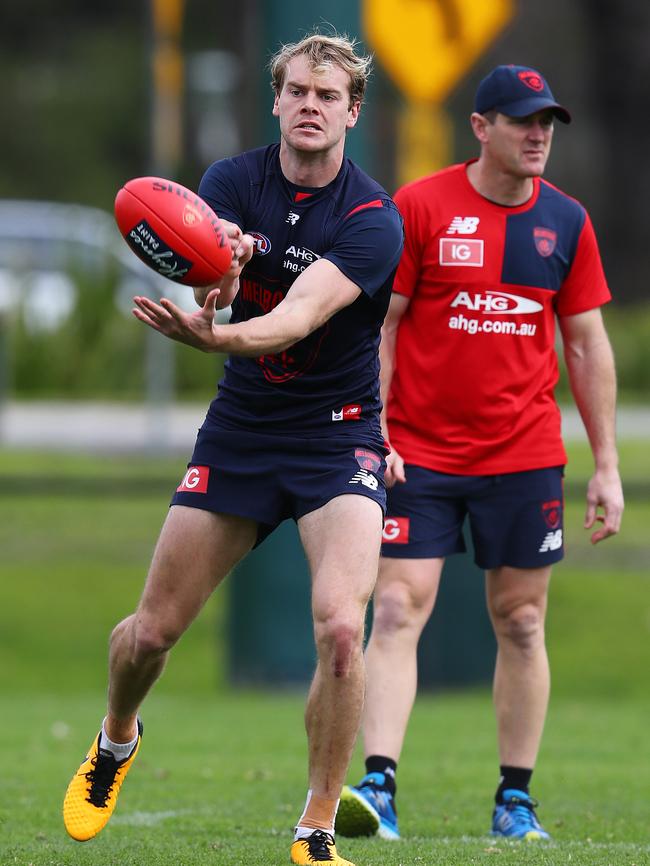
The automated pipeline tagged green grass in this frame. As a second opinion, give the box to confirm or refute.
[3,692,650,865]
[1,441,649,865]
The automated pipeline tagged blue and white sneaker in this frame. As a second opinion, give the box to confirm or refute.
[491,788,551,840]
[335,772,400,840]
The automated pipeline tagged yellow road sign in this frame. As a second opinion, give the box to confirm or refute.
[363,0,514,103]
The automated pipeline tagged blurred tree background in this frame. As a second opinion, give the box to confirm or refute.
[1,0,649,401]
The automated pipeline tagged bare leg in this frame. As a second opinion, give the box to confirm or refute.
[362,556,443,760]
[486,565,552,768]
[105,505,257,742]
[296,495,383,827]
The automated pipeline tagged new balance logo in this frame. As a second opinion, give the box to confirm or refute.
[348,470,379,491]
[538,529,563,552]
[286,212,300,225]
[447,216,480,235]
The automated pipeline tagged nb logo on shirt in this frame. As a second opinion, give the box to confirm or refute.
[447,216,480,235]
[332,404,362,421]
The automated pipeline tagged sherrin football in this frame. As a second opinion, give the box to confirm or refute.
[114,176,232,286]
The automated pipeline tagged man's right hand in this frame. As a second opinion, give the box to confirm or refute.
[385,446,406,488]
[194,221,255,308]
[221,221,255,281]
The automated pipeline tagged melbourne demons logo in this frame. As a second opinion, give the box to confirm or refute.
[355,449,381,471]
[541,499,562,529]
[534,227,557,257]
[518,70,544,91]
[257,323,329,383]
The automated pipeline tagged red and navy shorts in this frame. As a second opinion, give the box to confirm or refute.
[171,428,388,546]
[381,464,565,569]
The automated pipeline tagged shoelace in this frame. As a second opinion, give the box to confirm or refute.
[304,830,336,862]
[503,796,540,827]
[84,751,121,807]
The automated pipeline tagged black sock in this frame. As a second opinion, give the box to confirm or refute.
[365,755,397,797]
[496,766,533,803]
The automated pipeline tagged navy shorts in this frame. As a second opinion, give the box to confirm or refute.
[381,465,565,570]
[171,427,387,545]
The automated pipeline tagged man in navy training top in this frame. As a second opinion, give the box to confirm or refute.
[62,32,404,866]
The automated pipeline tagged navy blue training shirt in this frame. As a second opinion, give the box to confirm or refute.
[197,144,404,436]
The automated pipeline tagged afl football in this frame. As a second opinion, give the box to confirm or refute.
[114,176,232,286]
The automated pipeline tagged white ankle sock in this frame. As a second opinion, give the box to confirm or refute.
[295,825,333,840]
[99,717,139,761]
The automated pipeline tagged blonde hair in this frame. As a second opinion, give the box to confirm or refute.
[269,32,372,106]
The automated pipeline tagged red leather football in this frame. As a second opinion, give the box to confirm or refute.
[114,176,232,286]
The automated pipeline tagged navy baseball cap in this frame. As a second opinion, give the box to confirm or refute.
[475,65,571,124]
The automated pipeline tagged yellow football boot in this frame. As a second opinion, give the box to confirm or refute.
[63,719,142,841]
[290,830,355,865]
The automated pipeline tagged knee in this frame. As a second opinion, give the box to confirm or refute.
[372,582,431,639]
[112,614,179,664]
[492,602,546,653]
[314,614,364,679]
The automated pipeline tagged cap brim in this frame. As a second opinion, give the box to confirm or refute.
[498,97,571,124]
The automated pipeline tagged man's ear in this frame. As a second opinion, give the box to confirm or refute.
[347,99,361,129]
[470,112,491,144]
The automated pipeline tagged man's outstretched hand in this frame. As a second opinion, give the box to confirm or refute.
[133,288,222,351]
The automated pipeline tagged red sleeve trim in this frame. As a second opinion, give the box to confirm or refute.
[346,199,383,218]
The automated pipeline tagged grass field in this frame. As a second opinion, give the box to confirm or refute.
[1,441,649,865]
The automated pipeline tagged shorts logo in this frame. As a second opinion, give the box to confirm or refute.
[534,227,557,257]
[348,469,379,490]
[249,232,271,255]
[355,449,381,472]
[446,216,480,235]
[382,517,410,543]
[332,404,362,421]
[177,465,209,494]
[539,529,562,553]
[439,237,484,267]
[541,499,562,529]
[518,70,544,91]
